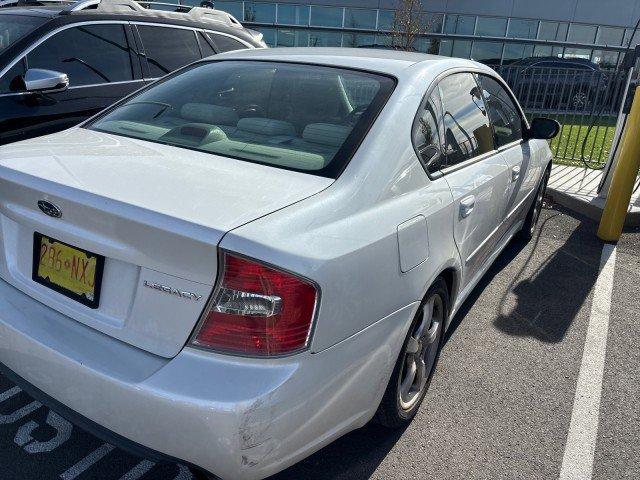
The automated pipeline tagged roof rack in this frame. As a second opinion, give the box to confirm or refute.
[58,0,244,29]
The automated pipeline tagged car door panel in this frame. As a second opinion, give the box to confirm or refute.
[436,72,511,289]
[477,74,533,226]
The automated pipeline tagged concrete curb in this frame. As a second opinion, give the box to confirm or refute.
[547,187,640,227]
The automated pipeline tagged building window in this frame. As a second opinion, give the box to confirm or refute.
[310,6,343,28]
[567,24,597,44]
[277,5,309,26]
[215,1,243,20]
[344,8,377,30]
[503,43,534,63]
[471,41,504,65]
[508,19,538,39]
[422,13,444,34]
[244,2,276,24]
[538,21,568,41]
[377,10,394,31]
[533,45,564,58]
[592,49,620,68]
[596,26,624,46]
[444,14,476,35]
[475,17,507,37]
[276,28,310,47]
[414,37,441,54]
[624,28,640,47]
[440,39,472,59]
[342,32,376,47]
[563,47,593,60]
[308,29,342,46]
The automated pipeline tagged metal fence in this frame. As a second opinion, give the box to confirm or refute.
[495,65,629,169]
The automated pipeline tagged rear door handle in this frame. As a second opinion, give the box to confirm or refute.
[460,195,475,218]
[511,165,521,182]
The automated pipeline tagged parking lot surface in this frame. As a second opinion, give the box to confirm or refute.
[0,200,638,480]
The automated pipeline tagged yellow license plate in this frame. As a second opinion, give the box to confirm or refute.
[32,233,104,309]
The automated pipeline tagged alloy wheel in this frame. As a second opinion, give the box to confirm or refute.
[572,91,588,109]
[398,294,443,411]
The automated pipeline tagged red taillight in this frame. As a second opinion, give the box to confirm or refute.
[190,252,318,356]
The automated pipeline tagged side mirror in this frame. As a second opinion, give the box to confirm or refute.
[23,68,69,94]
[527,117,561,140]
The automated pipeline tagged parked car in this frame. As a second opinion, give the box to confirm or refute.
[498,57,608,110]
[0,48,558,480]
[0,0,264,145]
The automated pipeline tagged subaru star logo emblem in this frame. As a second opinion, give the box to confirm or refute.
[37,200,62,218]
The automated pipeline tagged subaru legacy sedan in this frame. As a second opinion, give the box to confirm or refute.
[0,48,558,480]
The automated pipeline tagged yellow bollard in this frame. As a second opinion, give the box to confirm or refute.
[598,85,640,242]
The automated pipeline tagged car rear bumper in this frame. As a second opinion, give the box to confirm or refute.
[0,277,416,480]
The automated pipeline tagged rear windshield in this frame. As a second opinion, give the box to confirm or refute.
[0,14,46,54]
[88,61,395,177]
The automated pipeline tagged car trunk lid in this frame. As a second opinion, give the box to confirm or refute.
[0,129,332,357]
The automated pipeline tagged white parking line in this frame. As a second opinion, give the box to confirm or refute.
[119,460,155,480]
[559,243,617,480]
[60,443,115,480]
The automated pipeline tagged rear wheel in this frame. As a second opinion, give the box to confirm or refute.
[374,278,448,428]
[518,168,550,242]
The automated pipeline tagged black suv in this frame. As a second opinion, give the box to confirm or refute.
[0,0,264,144]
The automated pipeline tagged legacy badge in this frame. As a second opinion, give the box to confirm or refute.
[143,280,202,301]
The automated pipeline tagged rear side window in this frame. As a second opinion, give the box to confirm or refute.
[208,33,247,52]
[438,72,494,167]
[27,24,134,86]
[477,74,523,148]
[198,32,216,57]
[138,26,201,77]
[413,92,444,174]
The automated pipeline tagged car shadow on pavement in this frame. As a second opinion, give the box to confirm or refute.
[446,204,604,346]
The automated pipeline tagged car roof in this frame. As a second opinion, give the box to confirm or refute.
[0,6,60,17]
[211,47,468,76]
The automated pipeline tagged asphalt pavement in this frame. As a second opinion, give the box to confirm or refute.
[0,200,638,480]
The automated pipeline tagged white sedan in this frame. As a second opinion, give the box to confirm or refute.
[0,48,558,479]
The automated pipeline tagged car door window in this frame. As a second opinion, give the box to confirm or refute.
[208,33,246,52]
[26,24,134,87]
[477,74,523,148]
[198,32,217,57]
[413,92,444,174]
[138,26,200,77]
[438,72,494,167]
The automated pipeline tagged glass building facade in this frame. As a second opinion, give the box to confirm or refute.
[209,0,637,69]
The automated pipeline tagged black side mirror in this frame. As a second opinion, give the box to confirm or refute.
[527,117,561,140]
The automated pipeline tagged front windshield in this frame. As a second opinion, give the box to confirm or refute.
[89,61,395,177]
[0,14,46,54]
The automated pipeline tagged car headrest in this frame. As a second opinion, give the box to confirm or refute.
[302,123,351,147]
[237,118,296,136]
[180,103,239,126]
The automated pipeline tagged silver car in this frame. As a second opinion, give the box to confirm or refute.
[0,48,558,479]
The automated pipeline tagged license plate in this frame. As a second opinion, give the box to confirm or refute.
[32,233,104,309]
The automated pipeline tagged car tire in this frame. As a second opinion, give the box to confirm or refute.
[518,167,550,242]
[374,278,448,428]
